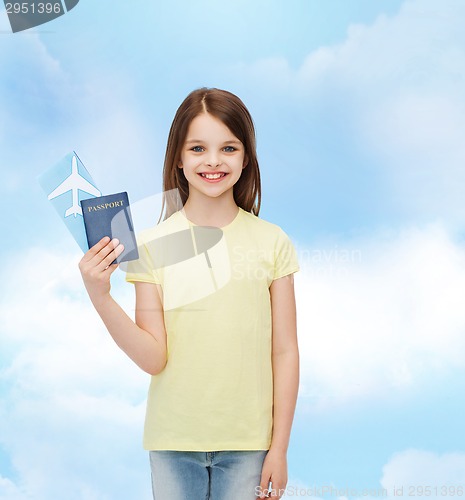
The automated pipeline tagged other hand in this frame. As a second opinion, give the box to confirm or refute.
[257,449,288,498]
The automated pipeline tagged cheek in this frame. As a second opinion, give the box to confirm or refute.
[178,155,190,168]
[181,158,203,172]
[236,156,246,169]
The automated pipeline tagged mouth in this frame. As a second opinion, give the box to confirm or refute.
[198,172,228,182]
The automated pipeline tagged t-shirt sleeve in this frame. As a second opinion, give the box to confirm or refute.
[273,227,300,280]
[125,238,161,285]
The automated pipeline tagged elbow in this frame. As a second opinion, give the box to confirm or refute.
[141,332,168,375]
[272,344,299,358]
[145,366,164,376]
[144,356,168,376]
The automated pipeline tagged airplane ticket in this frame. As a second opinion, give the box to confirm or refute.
[37,151,102,252]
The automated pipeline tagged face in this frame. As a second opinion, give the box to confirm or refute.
[177,112,248,201]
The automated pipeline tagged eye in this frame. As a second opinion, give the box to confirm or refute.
[191,146,204,152]
[223,146,237,152]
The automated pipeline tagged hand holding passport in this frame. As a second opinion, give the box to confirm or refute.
[80,192,139,265]
[38,151,140,265]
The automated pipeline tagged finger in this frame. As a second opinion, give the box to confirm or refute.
[258,477,271,499]
[103,261,119,272]
[99,242,125,272]
[273,482,286,498]
[92,238,120,269]
[82,236,111,262]
[103,242,125,270]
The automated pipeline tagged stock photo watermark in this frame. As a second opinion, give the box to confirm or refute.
[3,0,79,33]
[230,244,362,281]
[255,484,464,498]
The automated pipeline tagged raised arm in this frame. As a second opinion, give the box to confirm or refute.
[78,236,167,375]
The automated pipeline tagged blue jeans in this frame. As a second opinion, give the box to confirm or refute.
[149,450,269,499]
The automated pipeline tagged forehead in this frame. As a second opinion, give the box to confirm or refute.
[185,113,239,141]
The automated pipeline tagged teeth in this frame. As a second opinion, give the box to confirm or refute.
[201,173,225,179]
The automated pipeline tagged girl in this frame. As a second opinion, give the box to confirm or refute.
[79,87,300,500]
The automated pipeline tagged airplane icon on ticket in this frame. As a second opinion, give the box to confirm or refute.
[47,154,101,218]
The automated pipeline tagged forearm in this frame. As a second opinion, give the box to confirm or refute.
[90,293,167,375]
[270,348,300,454]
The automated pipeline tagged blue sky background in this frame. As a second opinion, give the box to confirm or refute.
[2,0,465,498]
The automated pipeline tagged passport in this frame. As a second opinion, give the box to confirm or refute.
[80,192,139,265]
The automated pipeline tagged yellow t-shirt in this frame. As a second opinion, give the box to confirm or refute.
[124,206,300,451]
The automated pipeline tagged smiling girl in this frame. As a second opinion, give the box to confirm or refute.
[79,87,300,499]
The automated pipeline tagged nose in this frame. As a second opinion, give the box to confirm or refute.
[205,151,222,168]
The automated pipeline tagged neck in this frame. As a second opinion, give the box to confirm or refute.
[182,192,239,227]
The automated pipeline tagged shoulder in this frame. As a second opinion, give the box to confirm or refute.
[239,208,291,239]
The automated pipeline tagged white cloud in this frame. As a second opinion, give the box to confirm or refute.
[0,474,25,500]
[279,448,465,500]
[228,0,465,405]
[294,222,465,410]
[226,1,465,408]
[226,0,465,227]
[0,246,152,500]
[381,449,465,498]
[72,78,162,200]
[283,448,465,500]
[0,25,69,129]
[0,22,159,204]
[0,30,69,199]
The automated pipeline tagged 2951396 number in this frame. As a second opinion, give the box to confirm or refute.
[5,2,62,14]
[408,486,464,496]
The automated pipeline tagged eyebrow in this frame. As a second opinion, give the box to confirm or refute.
[185,139,242,145]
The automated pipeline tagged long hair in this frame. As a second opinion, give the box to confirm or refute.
[158,87,261,223]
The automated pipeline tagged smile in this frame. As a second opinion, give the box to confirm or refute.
[198,173,228,181]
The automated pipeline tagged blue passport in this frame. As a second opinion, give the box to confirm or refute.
[80,192,139,265]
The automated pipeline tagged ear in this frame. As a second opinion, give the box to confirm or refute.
[242,154,249,169]
[177,160,183,168]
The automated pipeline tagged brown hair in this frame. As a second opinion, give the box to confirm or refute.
[158,87,261,222]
